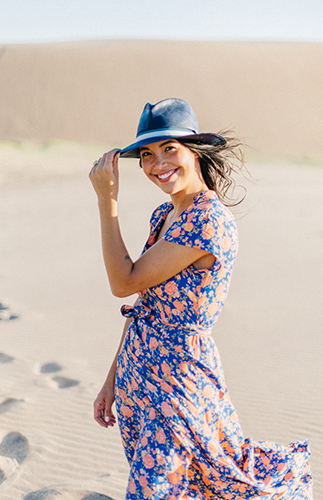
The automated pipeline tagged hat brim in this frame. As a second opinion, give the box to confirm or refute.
[119,132,226,159]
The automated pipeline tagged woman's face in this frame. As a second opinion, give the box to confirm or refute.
[140,139,204,196]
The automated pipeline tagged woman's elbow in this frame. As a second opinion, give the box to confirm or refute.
[112,289,129,298]
[110,278,138,298]
[110,284,129,298]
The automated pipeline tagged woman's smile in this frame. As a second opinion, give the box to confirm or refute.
[156,168,178,182]
[140,139,205,198]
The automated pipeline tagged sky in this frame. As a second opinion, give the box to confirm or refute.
[0,0,322,44]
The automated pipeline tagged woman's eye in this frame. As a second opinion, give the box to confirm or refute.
[141,151,151,158]
[165,146,175,152]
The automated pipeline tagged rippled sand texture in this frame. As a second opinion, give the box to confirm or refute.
[0,143,322,498]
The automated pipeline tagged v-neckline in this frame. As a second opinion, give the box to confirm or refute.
[154,203,174,243]
[149,190,215,247]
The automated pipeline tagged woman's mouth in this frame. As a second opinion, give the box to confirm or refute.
[156,169,177,182]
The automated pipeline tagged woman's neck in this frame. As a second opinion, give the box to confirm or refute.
[170,185,209,219]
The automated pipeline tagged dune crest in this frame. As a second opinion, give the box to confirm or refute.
[0,40,322,158]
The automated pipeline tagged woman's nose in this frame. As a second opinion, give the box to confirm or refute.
[155,153,167,168]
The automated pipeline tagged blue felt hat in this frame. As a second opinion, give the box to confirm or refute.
[119,98,226,158]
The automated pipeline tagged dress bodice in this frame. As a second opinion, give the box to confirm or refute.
[131,190,239,332]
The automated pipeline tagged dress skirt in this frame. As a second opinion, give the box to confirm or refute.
[115,306,313,500]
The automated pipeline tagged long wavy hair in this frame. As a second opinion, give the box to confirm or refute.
[177,132,246,207]
[139,132,247,207]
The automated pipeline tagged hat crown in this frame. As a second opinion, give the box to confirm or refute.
[137,98,200,137]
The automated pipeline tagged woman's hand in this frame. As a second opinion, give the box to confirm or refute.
[94,380,116,428]
[89,148,121,203]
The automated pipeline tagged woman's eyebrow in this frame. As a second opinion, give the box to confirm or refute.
[140,140,175,152]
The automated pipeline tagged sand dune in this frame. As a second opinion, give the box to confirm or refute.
[0,144,322,497]
[0,39,322,499]
[0,40,323,158]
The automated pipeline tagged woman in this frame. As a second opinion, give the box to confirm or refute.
[89,98,312,499]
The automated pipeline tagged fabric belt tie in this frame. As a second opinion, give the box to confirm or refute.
[121,304,212,336]
[121,304,152,319]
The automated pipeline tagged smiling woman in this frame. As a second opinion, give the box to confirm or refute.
[140,140,204,203]
[139,136,245,207]
[89,98,313,499]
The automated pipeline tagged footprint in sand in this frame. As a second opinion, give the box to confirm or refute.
[24,488,115,499]
[51,376,79,389]
[0,398,24,415]
[81,494,115,500]
[39,362,80,389]
[0,431,29,464]
[0,352,15,363]
[24,488,60,500]
[40,362,62,374]
[0,431,29,485]
[0,354,24,414]
[0,301,19,321]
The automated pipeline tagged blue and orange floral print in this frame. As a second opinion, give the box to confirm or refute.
[115,190,313,499]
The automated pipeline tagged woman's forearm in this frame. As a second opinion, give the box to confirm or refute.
[98,198,136,297]
[90,149,136,296]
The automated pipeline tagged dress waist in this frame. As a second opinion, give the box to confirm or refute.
[121,304,212,336]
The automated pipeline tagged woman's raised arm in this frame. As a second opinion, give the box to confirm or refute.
[89,150,211,298]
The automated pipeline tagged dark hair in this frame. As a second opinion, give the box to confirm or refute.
[177,132,246,207]
[139,132,247,206]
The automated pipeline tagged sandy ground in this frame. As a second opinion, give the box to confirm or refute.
[0,143,322,499]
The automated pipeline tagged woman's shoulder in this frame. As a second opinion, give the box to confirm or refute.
[163,190,238,261]
[149,201,172,226]
[188,190,236,227]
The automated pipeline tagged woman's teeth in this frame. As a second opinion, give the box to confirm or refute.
[158,170,175,180]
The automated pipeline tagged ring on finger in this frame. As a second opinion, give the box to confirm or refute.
[93,160,100,167]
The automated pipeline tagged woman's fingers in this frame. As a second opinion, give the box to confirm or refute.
[95,149,120,169]
[94,397,109,428]
[112,151,120,181]
[104,393,116,427]
[93,389,116,428]
[89,148,121,200]
[90,149,120,176]
[89,149,120,191]
[104,409,116,427]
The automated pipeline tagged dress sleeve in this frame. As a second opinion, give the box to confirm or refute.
[148,202,170,232]
[141,202,171,255]
[163,205,225,263]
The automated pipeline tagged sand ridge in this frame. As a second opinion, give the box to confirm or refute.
[0,40,323,158]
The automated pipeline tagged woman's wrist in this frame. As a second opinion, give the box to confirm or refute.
[98,197,118,218]
[100,377,115,394]
[105,366,117,387]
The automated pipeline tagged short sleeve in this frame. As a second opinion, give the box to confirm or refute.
[148,202,170,232]
[141,201,173,255]
[164,205,225,263]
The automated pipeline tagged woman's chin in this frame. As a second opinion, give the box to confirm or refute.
[159,185,180,196]
[154,180,178,194]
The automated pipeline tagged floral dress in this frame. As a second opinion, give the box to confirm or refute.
[115,190,313,499]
